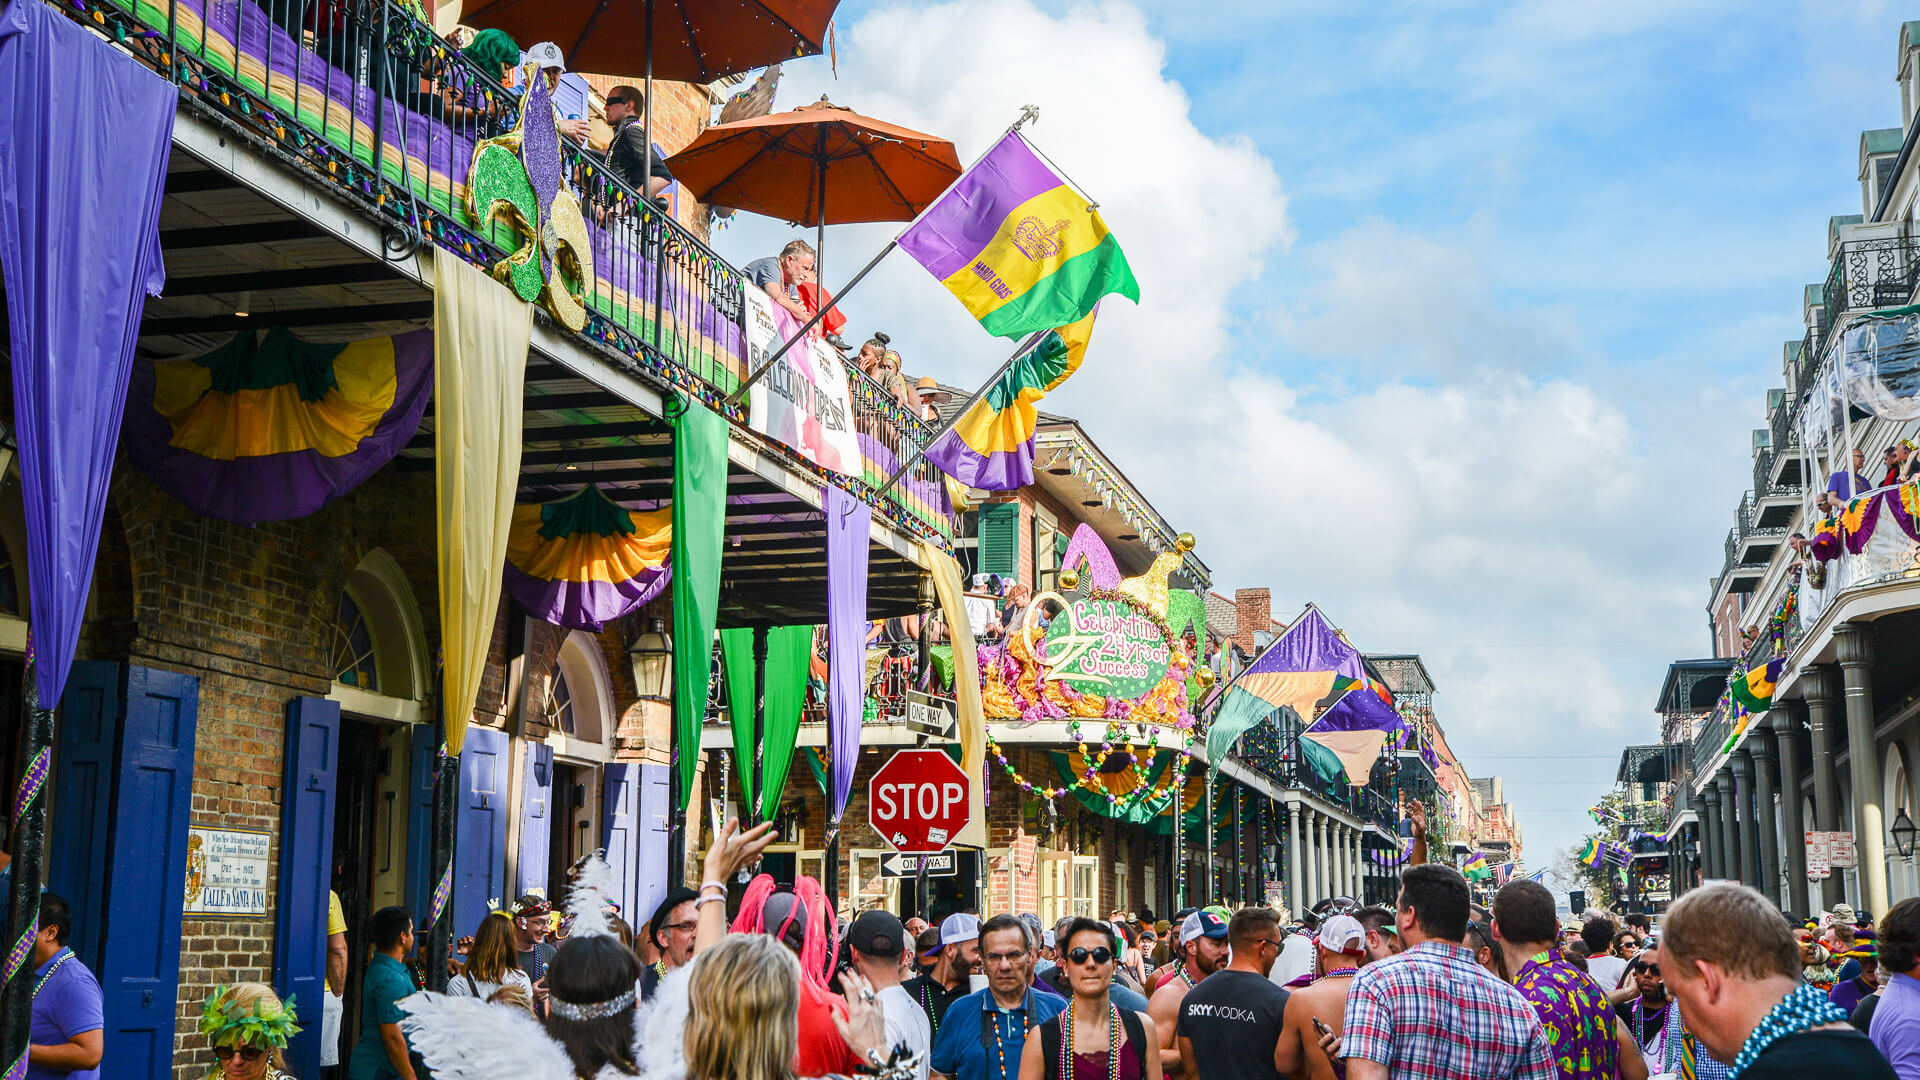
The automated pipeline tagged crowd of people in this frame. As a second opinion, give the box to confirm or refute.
[146,811,1920,1080]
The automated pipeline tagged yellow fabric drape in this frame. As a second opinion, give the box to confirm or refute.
[433,253,532,755]
[921,541,986,848]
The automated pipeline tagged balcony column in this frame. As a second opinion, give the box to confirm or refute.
[1805,666,1846,908]
[1837,625,1890,916]
[1700,783,1723,881]
[1751,734,1783,906]
[1311,812,1326,905]
[1686,794,1707,891]
[1337,824,1350,899]
[1287,801,1303,917]
[1346,828,1358,898]
[1732,750,1758,888]
[1773,703,1810,918]
[1715,770,1738,886]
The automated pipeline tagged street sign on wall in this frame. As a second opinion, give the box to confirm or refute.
[869,749,972,854]
[1806,830,1856,876]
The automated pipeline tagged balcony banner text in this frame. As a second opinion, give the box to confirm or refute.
[744,291,862,476]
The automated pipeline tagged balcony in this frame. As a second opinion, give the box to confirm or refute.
[1823,235,1920,321]
[70,0,953,539]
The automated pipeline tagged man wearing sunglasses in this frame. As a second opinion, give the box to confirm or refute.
[1178,907,1290,1080]
[929,915,1064,1080]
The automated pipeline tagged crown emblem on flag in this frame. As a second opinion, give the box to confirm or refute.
[1012,216,1070,260]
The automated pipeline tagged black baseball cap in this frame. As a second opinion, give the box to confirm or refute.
[847,910,907,959]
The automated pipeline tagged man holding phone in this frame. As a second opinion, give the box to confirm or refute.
[1275,916,1368,1080]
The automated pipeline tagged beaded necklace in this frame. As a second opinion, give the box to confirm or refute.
[989,993,1031,1080]
[1177,964,1198,989]
[1059,1001,1122,1080]
[33,951,71,996]
[1630,1000,1670,1049]
[1314,966,1359,983]
[1728,982,1849,1076]
[921,978,944,1036]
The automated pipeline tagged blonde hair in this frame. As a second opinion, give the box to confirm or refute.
[489,980,534,1014]
[207,983,290,1071]
[684,935,799,1080]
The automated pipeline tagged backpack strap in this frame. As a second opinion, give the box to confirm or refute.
[1119,1009,1146,1075]
[1039,1015,1063,1080]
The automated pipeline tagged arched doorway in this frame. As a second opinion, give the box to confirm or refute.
[524,632,618,905]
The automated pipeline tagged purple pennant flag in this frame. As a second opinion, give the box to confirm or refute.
[1237,605,1366,682]
[1308,680,1407,735]
[0,1,175,705]
[825,486,869,822]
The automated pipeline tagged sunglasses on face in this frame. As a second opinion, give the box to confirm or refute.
[213,1046,268,1062]
[1067,947,1113,965]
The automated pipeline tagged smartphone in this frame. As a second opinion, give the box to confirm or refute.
[1397,819,1415,838]
[1311,1017,1332,1037]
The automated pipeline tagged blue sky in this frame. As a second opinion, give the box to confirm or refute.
[702,0,1906,890]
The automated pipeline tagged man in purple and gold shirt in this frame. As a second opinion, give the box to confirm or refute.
[1492,880,1645,1080]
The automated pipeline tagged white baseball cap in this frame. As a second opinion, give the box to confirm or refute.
[1317,915,1366,955]
[939,912,980,946]
[523,41,565,71]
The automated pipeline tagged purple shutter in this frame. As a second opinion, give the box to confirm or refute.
[275,697,341,1080]
[49,661,122,971]
[406,722,439,918]
[517,741,553,896]
[600,763,640,921]
[453,727,509,937]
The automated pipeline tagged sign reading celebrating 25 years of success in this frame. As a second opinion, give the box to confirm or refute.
[1039,596,1172,699]
[184,825,272,917]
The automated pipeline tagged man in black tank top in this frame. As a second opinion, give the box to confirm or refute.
[1175,908,1289,1080]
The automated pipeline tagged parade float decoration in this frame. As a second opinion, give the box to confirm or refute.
[981,524,1211,813]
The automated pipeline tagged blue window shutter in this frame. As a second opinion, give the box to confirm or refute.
[517,742,553,896]
[601,764,639,920]
[50,661,123,972]
[406,723,438,916]
[976,502,1019,576]
[99,666,198,1080]
[275,697,340,1080]
[454,727,509,937]
[635,763,671,926]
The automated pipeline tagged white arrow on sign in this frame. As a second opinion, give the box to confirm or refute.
[881,851,958,878]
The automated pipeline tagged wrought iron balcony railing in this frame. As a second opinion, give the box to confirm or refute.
[62,0,953,537]
[1823,235,1920,324]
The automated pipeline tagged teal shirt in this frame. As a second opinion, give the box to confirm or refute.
[348,953,416,1080]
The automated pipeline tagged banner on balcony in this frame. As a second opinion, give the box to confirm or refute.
[744,291,862,476]
[124,328,434,524]
[0,0,175,706]
[825,486,869,824]
[503,485,672,632]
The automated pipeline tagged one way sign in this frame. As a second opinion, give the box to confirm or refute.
[881,851,958,878]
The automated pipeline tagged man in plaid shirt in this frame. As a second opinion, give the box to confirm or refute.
[1340,865,1554,1080]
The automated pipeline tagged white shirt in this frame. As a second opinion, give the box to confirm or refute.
[877,983,932,1080]
[1586,954,1630,992]
[447,966,534,1005]
[1269,933,1316,987]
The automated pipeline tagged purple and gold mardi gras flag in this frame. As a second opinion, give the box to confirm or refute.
[504,484,672,632]
[123,327,434,523]
[924,309,1096,491]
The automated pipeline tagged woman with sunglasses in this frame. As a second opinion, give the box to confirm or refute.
[1021,918,1162,1080]
[198,983,300,1080]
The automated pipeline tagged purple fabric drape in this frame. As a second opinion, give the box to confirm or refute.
[825,486,869,822]
[1307,681,1406,734]
[0,0,175,704]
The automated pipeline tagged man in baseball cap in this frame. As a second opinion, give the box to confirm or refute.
[902,913,978,1035]
[1274,915,1368,1077]
[1148,911,1231,1076]
[847,911,929,1080]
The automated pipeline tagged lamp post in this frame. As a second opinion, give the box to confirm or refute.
[1892,808,1918,863]
[628,616,677,879]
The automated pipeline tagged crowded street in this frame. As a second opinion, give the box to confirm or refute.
[4,0,1920,1078]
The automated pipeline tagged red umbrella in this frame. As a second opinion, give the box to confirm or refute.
[458,0,840,83]
[666,98,961,283]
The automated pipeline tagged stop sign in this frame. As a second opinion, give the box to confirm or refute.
[869,749,971,853]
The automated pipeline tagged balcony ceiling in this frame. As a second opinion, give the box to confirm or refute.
[105,156,924,628]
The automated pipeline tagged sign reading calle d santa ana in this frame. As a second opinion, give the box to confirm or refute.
[1039,596,1172,699]
[184,825,272,918]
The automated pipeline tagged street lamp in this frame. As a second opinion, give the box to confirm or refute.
[627,617,673,701]
[1892,808,1918,862]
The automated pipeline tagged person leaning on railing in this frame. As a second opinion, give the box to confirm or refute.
[604,85,675,202]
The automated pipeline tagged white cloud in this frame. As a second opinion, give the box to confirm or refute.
[704,0,1747,871]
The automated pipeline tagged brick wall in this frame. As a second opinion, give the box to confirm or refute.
[1232,588,1270,657]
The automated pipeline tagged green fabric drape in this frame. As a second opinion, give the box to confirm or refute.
[670,396,727,801]
[720,625,813,818]
[1047,751,1200,835]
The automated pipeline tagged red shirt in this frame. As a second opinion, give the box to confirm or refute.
[796,983,860,1077]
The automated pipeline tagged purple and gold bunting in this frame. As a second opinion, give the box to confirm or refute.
[123,327,434,523]
[503,485,672,632]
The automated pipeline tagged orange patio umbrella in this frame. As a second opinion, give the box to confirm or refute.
[666,98,962,286]
[457,0,840,83]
